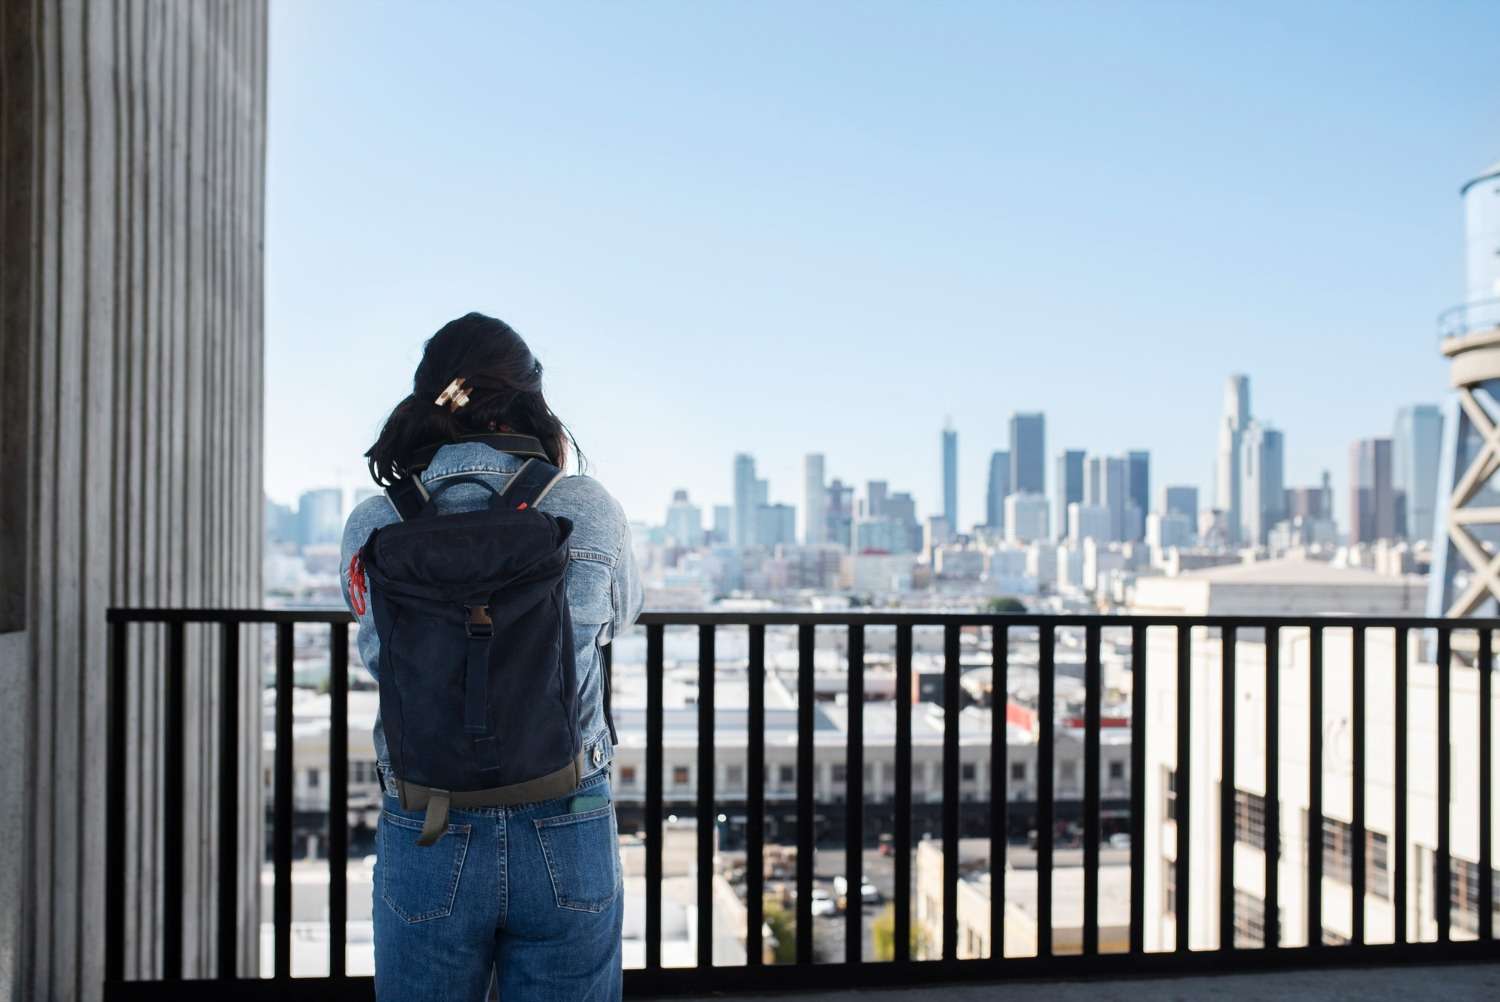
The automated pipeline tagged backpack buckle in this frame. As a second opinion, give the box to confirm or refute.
[465,605,493,638]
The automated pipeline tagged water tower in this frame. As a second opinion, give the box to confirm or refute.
[1430,159,1500,617]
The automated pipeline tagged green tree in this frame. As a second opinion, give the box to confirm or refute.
[983,596,1026,614]
[761,899,799,965]
[871,902,931,961]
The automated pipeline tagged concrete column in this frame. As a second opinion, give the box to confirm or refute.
[0,2,267,999]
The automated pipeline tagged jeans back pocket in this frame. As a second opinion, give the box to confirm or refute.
[379,809,472,923]
[533,804,620,912]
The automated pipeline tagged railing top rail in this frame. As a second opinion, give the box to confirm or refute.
[106,606,1500,630]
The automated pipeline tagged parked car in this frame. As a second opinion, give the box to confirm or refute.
[1108,832,1131,849]
[810,887,838,917]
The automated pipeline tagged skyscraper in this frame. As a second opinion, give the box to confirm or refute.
[1084,455,1128,542]
[986,450,1011,530]
[1216,374,1251,545]
[1004,493,1050,544]
[664,489,703,547]
[733,453,758,547]
[941,421,959,532]
[1161,485,1199,522]
[1350,438,1397,543]
[1009,413,1046,496]
[1056,449,1085,539]
[297,488,343,547]
[1392,404,1443,542]
[1126,450,1150,541]
[865,480,889,519]
[825,479,854,549]
[1239,422,1285,546]
[803,453,827,545]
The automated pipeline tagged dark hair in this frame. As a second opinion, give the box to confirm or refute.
[365,312,580,486]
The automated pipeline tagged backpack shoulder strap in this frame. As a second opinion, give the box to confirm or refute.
[499,459,564,511]
[385,477,430,521]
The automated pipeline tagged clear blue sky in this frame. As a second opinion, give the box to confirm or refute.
[265,1,1499,530]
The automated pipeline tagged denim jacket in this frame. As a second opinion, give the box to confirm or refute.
[340,441,643,780]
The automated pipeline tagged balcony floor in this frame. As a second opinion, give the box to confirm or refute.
[643,963,1499,1001]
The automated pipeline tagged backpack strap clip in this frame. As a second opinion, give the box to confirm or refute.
[499,459,563,511]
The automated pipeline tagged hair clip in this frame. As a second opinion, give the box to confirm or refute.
[435,377,471,411]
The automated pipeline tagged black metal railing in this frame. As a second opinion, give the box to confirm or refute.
[103,610,1500,1000]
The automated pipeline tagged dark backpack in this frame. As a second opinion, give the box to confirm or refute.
[358,435,582,844]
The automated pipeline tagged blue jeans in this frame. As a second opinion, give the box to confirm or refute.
[373,767,623,1001]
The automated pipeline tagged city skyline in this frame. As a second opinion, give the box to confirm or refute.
[263,3,1490,526]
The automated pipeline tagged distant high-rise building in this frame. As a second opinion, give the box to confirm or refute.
[1005,493,1049,544]
[1055,449,1085,539]
[803,453,827,545]
[941,421,958,531]
[825,479,854,549]
[865,480,889,520]
[665,489,703,547]
[1283,473,1332,522]
[754,503,797,548]
[885,491,920,550]
[711,504,733,544]
[1084,455,1128,542]
[1392,404,1443,542]
[1009,413,1046,496]
[1161,485,1199,523]
[986,450,1011,530]
[1216,374,1252,545]
[265,497,298,546]
[733,453,758,547]
[297,488,343,547]
[1350,438,1398,543]
[1239,422,1285,546]
[1125,451,1150,541]
[923,515,952,554]
[1068,502,1112,545]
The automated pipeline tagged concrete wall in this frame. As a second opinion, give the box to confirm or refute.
[0,2,267,999]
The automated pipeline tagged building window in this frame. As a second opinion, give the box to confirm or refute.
[1011,762,1026,782]
[780,764,795,786]
[672,766,690,787]
[306,769,320,789]
[1234,789,1266,850]
[618,765,637,787]
[961,762,977,782]
[832,764,847,784]
[1164,856,1177,916]
[1109,761,1125,781]
[1164,769,1178,823]
[1060,760,1078,786]
[1233,889,1265,947]
[725,765,744,789]
[1315,814,1390,898]
[1449,856,1500,933]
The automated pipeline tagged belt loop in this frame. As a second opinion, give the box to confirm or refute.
[417,791,451,846]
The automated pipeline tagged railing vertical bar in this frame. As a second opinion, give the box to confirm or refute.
[1083,625,1101,956]
[645,624,665,971]
[1481,628,1494,942]
[1437,626,1452,943]
[747,625,766,966]
[942,624,960,962]
[106,619,128,984]
[990,623,1008,962]
[1220,626,1237,952]
[217,622,241,979]
[846,624,865,965]
[1351,626,1366,947]
[697,625,716,970]
[1175,624,1191,953]
[164,621,185,979]
[797,624,816,964]
[1265,624,1281,951]
[328,622,349,977]
[274,621,294,979]
[1129,624,1146,955]
[1038,625,1055,958]
[1394,626,1408,946]
[894,625,913,964]
[1308,626,1324,946]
